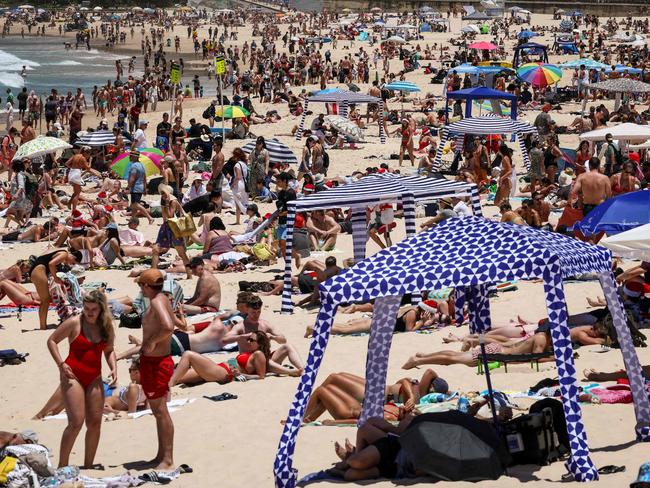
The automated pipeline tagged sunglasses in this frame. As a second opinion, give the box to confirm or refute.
[247,337,258,343]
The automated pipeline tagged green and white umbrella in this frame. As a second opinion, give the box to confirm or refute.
[12,136,71,161]
[325,115,365,142]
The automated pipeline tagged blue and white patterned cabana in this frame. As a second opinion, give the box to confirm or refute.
[295,90,386,143]
[281,174,481,313]
[432,115,537,172]
[274,217,650,487]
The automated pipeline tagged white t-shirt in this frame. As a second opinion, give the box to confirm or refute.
[133,128,148,149]
[453,201,472,217]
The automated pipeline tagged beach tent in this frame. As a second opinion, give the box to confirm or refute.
[601,223,650,259]
[274,216,650,487]
[579,123,650,143]
[295,90,386,143]
[432,116,537,172]
[461,24,480,34]
[462,11,492,21]
[280,174,481,313]
[445,87,518,120]
[75,130,115,147]
[512,42,549,68]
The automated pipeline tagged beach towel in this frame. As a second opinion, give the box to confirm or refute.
[590,386,633,404]
[43,398,196,421]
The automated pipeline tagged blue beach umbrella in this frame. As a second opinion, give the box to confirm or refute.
[385,81,421,93]
[573,190,650,236]
[518,30,538,40]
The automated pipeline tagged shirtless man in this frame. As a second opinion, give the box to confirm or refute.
[306,210,340,251]
[184,256,221,315]
[137,269,176,471]
[118,316,228,358]
[402,331,552,369]
[571,157,611,216]
[67,147,101,212]
[222,295,303,374]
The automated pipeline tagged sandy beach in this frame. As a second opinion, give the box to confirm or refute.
[1,7,650,488]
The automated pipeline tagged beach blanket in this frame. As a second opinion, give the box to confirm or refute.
[42,398,196,421]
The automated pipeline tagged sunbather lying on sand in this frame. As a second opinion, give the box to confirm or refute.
[302,370,449,425]
[583,365,650,382]
[169,331,301,387]
[117,317,228,360]
[403,331,553,369]
[0,279,39,305]
[33,358,155,419]
[328,415,416,482]
[305,305,448,338]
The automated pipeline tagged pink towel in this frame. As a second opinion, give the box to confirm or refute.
[590,387,633,404]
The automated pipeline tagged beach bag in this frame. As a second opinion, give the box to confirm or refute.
[500,407,561,467]
[601,309,647,348]
[119,312,142,329]
[167,212,196,239]
[252,243,273,261]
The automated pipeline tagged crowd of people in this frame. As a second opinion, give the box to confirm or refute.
[1,2,650,486]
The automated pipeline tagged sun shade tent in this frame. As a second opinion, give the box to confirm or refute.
[280,175,482,313]
[601,223,650,260]
[432,116,537,172]
[512,42,549,68]
[579,123,650,143]
[295,90,386,143]
[445,87,518,120]
[273,216,650,487]
[240,138,298,165]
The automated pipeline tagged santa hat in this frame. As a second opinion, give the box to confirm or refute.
[72,209,82,218]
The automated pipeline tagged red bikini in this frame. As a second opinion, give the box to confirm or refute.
[64,327,105,388]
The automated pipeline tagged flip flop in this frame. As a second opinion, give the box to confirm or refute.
[598,465,625,475]
[203,392,238,402]
[178,464,193,474]
[139,472,172,484]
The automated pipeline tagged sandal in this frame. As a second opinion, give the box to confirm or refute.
[203,392,238,402]
[598,465,625,475]
[178,464,193,474]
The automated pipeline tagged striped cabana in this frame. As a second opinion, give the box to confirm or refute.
[281,174,481,313]
[432,116,537,173]
[295,90,386,143]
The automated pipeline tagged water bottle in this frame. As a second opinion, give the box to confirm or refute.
[457,396,470,413]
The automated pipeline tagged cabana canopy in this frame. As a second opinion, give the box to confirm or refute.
[274,217,650,487]
[579,123,650,143]
[433,116,537,172]
[295,90,386,143]
[512,42,549,68]
[280,175,481,313]
[445,87,518,120]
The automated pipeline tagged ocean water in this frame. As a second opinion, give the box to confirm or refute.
[0,38,134,96]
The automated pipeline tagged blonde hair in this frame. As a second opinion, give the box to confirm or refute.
[83,289,114,345]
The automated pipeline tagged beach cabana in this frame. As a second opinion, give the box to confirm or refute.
[295,91,385,143]
[445,87,518,120]
[512,42,549,68]
[280,175,481,313]
[432,116,536,172]
[274,217,650,487]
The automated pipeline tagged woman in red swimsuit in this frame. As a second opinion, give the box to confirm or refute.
[47,290,116,468]
[169,331,298,387]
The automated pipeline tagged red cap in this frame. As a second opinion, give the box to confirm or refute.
[72,209,82,218]
[104,205,113,212]
[377,168,386,173]
[98,191,107,199]
[629,152,640,163]
[295,214,305,228]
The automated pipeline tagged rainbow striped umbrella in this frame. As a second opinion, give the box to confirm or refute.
[111,150,162,179]
[214,105,250,119]
[516,62,562,88]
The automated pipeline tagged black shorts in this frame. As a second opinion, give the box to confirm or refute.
[297,273,317,294]
[583,204,597,216]
[130,192,143,205]
[372,435,400,479]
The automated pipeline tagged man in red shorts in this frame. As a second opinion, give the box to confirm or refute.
[138,269,176,471]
